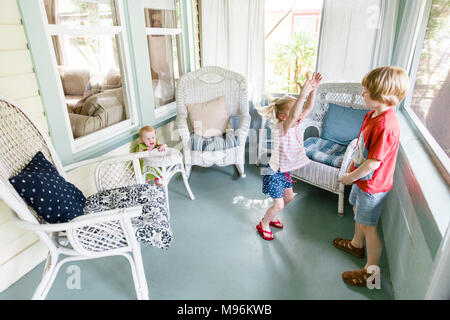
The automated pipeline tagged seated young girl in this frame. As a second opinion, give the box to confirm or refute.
[135,126,167,186]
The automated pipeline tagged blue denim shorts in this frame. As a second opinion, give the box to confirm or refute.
[262,165,293,199]
[349,184,389,226]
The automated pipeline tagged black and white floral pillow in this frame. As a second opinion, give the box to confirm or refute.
[84,184,172,250]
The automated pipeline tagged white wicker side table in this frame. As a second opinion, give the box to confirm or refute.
[142,147,195,203]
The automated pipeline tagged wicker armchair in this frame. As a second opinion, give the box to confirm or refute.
[0,95,153,300]
[176,66,251,178]
[292,83,369,216]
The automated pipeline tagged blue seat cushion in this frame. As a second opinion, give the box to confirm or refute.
[304,137,347,168]
[9,151,86,223]
[191,133,239,151]
[321,103,368,146]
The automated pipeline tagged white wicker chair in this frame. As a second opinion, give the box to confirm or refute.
[176,66,251,178]
[0,95,152,300]
[257,83,369,216]
[292,83,369,216]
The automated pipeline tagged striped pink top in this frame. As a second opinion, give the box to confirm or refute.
[269,122,310,172]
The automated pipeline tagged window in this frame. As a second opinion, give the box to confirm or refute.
[404,0,449,168]
[144,0,184,117]
[42,0,137,150]
[265,0,323,94]
[20,0,197,164]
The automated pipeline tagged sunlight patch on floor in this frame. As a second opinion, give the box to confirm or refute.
[231,193,299,210]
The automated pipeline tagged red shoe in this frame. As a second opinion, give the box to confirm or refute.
[269,219,283,229]
[256,222,274,241]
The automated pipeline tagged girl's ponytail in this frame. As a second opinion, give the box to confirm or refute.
[256,102,277,123]
[256,95,295,125]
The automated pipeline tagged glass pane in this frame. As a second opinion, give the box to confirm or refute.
[43,0,117,27]
[144,0,180,28]
[265,0,323,93]
[410,0,450,157]
[147,34,181,108]
[54,35,128,139]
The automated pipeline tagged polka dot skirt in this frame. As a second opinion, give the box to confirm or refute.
[262,165,293,199]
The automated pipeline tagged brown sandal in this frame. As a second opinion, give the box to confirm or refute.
[342,268,372,287]
[333,238,365,258]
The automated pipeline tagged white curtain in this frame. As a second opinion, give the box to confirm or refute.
[318,0,428,82]
[372,0,399,68]
[317,0,383,82]
[391,0,428,71]
[200,0,265,108]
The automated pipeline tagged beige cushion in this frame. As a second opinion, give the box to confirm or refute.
[65,95,84,109]
[186,96,229,138]
[103,69,122,87]
[69,88,125,138]
[61,69,90,96]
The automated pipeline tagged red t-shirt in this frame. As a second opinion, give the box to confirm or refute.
[350,108,400,193]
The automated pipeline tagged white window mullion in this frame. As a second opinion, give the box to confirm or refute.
[115,0,138,126]
[47,24,122,36]
[144,0,176,11]
[145,27,182,36]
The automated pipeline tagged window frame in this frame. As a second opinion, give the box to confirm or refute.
[18,0,197,166]
[143,0,186,121]
[264,1,325,95]
[401,0,450,184]
[43,0,140,154]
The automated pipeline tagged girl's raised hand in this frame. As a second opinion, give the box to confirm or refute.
[298,72,321,97]
[311,72,322,90]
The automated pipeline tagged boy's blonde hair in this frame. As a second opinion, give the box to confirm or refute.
[256,95,296,124]
[139,125,155,141]
[362,66,410,106]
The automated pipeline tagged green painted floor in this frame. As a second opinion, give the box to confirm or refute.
[0,164,393,300]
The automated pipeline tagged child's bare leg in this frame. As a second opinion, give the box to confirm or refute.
[360,224,382,269]
[261,198,284,229]
[283,187,295,206]
[350,207,365,248]
[269,187,294,224]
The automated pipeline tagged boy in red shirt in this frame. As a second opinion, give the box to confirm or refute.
[334,66,410,287]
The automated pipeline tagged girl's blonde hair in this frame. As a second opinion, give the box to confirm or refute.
[362,66,410,106]
[256,95,296,124]
[138,125,155,141]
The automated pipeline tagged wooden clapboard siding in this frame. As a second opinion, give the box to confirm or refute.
[0,73,40,100]
[0,25,28,51]
[0,0,21,25]
[0,0,49,293]
[0,50,34,76]
[0,222,38,266]
[0,241,48,293]
[0,201,13,226]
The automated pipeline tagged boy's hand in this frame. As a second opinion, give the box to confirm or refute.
[339,173,355,185]
[157,143,167,152]
[347,161,354,173]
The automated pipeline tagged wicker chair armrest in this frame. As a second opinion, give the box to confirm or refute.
[12,207,142,233]
[298,119,322,139]
[176,118,191,138]
[235,112,251,145]
[338,138,358,176]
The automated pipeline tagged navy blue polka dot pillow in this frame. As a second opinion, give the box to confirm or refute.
[9,151,86,223]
